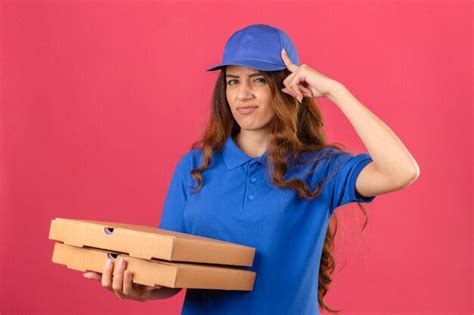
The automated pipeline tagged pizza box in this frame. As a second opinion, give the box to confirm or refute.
[48,218,255,267]
[52,242,256,291]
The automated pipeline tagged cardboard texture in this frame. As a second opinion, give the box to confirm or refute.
[49,218,257,291]
[52,242,256,291]
[49,218,255,266]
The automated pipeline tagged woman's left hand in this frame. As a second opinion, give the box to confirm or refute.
[280,48,339,102]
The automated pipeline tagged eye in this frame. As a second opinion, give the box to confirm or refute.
[226,78,266,85]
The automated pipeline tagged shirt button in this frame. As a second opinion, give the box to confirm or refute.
[248,194,254,200]
[250,177,257,183]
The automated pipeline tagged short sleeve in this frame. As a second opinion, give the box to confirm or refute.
[328,151,376,214]
[158,155,189,233]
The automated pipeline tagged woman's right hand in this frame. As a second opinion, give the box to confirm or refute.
[83,257,162,302]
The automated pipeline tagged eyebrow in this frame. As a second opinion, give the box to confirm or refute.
[225,72,263,78]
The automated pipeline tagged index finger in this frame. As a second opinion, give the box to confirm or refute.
[281,49,298,72]
[101,258,114,289]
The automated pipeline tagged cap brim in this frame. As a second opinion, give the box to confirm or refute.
[206,59,287,72]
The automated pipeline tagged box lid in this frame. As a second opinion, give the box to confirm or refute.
[52,242,256,291]
[48,218,255,267]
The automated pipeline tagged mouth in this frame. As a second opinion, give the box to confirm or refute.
[237,105,258,114]
[237,104,258,109]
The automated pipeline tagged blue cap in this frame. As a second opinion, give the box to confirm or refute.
[206,24,300,72]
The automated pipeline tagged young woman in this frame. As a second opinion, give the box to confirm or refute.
[84,24,420,314]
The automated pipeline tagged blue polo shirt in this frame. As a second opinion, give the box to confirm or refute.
[158,134,376,315]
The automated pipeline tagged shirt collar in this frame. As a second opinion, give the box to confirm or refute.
[222,134,268,170]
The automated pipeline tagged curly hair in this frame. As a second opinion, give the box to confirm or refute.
[186,66,369,313]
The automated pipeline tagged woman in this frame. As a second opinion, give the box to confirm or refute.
[84,24,420,314]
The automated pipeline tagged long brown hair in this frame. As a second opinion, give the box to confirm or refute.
[187,66,369,313]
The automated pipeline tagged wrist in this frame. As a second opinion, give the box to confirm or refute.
[149,287,182,300]
[327,81,347,103]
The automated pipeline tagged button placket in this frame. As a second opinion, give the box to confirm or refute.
[243,161,259,211]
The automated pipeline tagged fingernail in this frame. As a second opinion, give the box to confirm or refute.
[282,48,286,54]
[120,258,126,266]
[297,97,302,103]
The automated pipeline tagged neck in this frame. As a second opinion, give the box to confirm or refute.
[233,130,270,158]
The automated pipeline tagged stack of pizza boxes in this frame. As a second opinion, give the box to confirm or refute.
[48,218,256,291]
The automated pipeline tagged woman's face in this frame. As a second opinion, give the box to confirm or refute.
[225,65,274,132]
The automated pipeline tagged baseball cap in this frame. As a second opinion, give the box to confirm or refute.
[206,24,300,72]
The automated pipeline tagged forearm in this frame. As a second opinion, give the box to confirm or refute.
[327,82,420,185]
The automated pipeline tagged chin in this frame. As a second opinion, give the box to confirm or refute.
[237,123,269,131]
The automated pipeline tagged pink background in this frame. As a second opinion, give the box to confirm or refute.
[0,1,471,314]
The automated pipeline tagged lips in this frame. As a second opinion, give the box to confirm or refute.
[237,105,258,114]
[237,105,258,110]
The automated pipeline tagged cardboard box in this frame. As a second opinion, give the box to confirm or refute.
[52,242,256,291]
[49,218,255,267]
[49,218,257,290]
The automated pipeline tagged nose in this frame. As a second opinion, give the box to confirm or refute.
[237,80,254,100]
